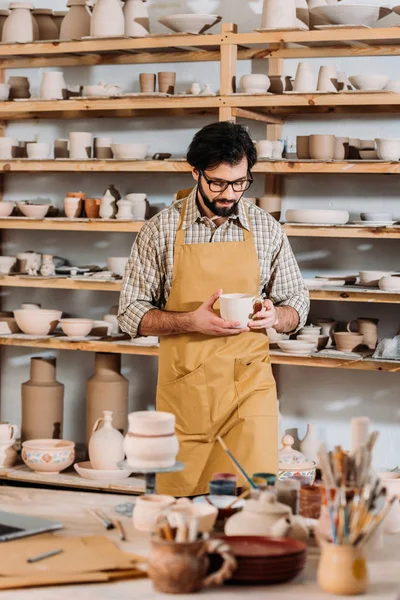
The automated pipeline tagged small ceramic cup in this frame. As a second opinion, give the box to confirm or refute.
[64,196,83,218]
[139,73,156,93]
[334,137,349,160]
[133,494,176,532]
[309,135,336,161]
[209,479,236,495]
[26,142,51,160]
[334,332,364,352]
[158,72,176,94]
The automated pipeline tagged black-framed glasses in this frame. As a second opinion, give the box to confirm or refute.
[200,170,253,193]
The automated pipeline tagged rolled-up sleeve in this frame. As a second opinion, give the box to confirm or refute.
[118,221,163,339]
[266,230,310,332]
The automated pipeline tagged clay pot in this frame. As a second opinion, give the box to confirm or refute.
[347,318,379,350]
[334,332,364,352]
[54,138,69,159]
[299,484,322,519]
[21,357,64,442]
[309,135,335,160]
[296,135,310,159]
[90,0,124,37]
[158,72,176,94]
[33,9,58,39]
[316,318,336,346]
[60,0,91,40]
[293,62,314,93]
[8,76,30,100]
[3,2,34,43]
[268,75,292,94]
[123,0,150,37]
[89,410,124,470]
[139,73,156,93]
[86,353,129,444]
[318,544,368,595]
[40,71,66,100]
[124,410,178,469]
[256,140,273,159]
[317,65,338,93]
[116,199,133,219]
[69,132,92,160]
[84,198,101,218]
[334,137,349,160]
[261,0,297,29]
[257,196,281,220]
[64,196,83,218]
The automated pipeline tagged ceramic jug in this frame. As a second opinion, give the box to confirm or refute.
[123,0,150,37]
[347,318,379,350]
[261,0,297,29]
[88,410,124,470]
[91,0,124,37]
[99,189,117,219]
[0,422,18,443]
[40,71,66,100]
[2,2,34,43]
[116,199,133,220]
[60,0,91,40]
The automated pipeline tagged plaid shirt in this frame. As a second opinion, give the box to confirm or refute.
[118,187,309,338]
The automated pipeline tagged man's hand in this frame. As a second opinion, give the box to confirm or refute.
[191,289,249,337]
[248,299,277,330]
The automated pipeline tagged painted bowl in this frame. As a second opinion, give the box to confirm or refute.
[278,463,317,485]
[14,308,62,335]
[22,439,75,474]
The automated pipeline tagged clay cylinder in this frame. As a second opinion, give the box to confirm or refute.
[158,72,176,94]
[21,357,64,442]
[86,353,129,444]
[139,73,156,93]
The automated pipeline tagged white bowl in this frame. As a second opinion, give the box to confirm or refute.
[0,202,15,217]
[18,203,50,219]
[158,14,222,34]
[309,5,391,26]
[0,256,16,274]
[359,270,391,287]
[297,334,329,350]
[349,75,389,91]
[106,256,129,277]
[111,143,148,160]
[0,83,10,101]
[22,439,75,474]
[60,318,93,337]
[285,209,350,225]
[379,275,400,291]
[14,308,62,335]
[359,150,378,160]
[360,212,393,222]
[240,74,270,93]
[375,138,400,161]
[277,340,317,355]
[74,461,131,481]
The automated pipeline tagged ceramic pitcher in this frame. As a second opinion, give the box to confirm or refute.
[347,318,379,350]
[123,0,150,37]
[88,410,124,470]
[40,71,66,100]
[90,0,124,37]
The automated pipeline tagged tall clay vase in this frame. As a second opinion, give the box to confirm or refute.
[3,3,35,43]
[60,0,91,40]
[33,9,58,40]
[86,353,128,444]
[90,0,125,37]
[123,0,150,37]
[0,10,9,39]
[21,357,64,442]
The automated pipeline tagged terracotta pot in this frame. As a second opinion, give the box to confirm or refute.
[33,9,58,39]
[347,318,379,350]
[21,357,64,442]
[317,65,338,92]
[88,410,124,470]
[158,72,176,94]
[300,484,322,519]
[257,196,281,220]
[90,0,124,37]
[334,136,349,160]
[3,2,34,43]
[334,332,364,352]
[60,0,91,40]
[309,135,336,160]
[123,0,150,36]
[84,198,101,219]
[86,353,129,444]
[139,73,156,93]
[318,544,368,595]
[296,135,310,159]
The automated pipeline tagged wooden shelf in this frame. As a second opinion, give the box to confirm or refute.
[284,225,400,239]
[254,160,400,175]
[0,217,143,232]
[308,287,400,304]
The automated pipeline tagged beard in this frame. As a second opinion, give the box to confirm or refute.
[198,178,241,218]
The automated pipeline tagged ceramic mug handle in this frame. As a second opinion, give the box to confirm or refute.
[202,539,237,588]
[9,424,18,440]
[92,417,104,434]
[347,319,358,333]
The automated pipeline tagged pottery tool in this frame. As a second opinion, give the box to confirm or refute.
[216,436,258,490]
[226,489,250,509]
[27,548,64,563]
[88,509,115,531]
[113,519,126,542]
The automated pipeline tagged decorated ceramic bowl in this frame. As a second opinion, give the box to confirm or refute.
[278,434,316,485]
[22,439,75,474]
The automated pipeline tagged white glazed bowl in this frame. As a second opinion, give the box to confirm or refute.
[74,461,131,480]
[111,143,148,160]
[379,275,400,291]
[375,138,400,161]
[240,74,270,93]
[348,75,389,91]
[158,14,221,34]
[285,209,350,225]
[0,202,15,217]
[18,203,50,218]
[22,439,75,474]
[59,318,93,337]
[106,256,129,277]
[360,212,393,222]
[0,256,16,274]
[309,5,391,26]
[0,83,10,101]
[277,340,317,355]
[359,270,391,287]
[128,410,175,436]
[14,308,62,335]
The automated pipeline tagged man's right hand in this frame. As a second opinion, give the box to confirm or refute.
[191,289,249,337]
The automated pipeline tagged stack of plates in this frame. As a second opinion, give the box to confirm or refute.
[211,536,307,585]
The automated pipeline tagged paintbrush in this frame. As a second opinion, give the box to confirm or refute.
[226,489,250,509]
[217,436,258,490]
[354,496,396,548]
[88,509,115,530]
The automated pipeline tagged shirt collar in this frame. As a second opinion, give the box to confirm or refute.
[181,186,250,231]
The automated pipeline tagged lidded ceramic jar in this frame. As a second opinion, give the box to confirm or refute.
[33,9,58,40]
[88,409,124,470]
[60,0,91,40]
[3,2,34,43]
[279,434,316,484]
[123,0,150,36]
[90,0,124,37]
[124,411,179,469]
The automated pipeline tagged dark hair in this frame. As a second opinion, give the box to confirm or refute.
[186,121,257,172]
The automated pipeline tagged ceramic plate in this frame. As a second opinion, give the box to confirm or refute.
[0,333,54,340]
[74,461,131,481]
[58,336,101,342]
[304,278,346,288]
[314,24,371,30]
[283,90,335,94]
[352,220,396,226]
[254,26,308,32]
[228,92,273,96]
[192,495,245,509]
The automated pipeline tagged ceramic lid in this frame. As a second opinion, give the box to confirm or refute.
[279,435,316,470]
[9,2,34,9]
[245,492,291,517]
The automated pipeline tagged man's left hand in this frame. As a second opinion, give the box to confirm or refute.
[248,299,277,330]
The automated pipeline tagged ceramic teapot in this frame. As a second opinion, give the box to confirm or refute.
[224,492,309,542]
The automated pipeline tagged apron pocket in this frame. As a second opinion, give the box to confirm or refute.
[234,358,277,418]
[157,364,211,437]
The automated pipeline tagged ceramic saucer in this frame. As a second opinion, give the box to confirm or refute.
[74,461,131,481]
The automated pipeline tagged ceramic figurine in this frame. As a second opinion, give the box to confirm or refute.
[40,254,56,277]
[99,189,117,219]
[88,410,124,470]
[124,410,179,469]
[123,0,150,37]
[90,0,125,37]
[3,2,34,43]
[60,0,91,40]
[190,82,201,95]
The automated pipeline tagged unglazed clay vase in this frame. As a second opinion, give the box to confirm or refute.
[316,318,336,346]
[99,189,117,219]
[293,62,315,93]
[88,410,124,470]
[317,65,338,92]
[60,0,91,40]
[0,439,17,467]
[334,332,364,352]
[91,0,124,37]
[33,9,58,39]
[139,73,156,93]
[21,357,64,442]
[123,0,149,36]
[3,2,34,43]
[318,544,368,595]
[347,318,379,350]
[295,0,309,28]
[257,196,281,220]
[52,11,67,36]
[40,71,66,100]
[309,135,336,160]
[334,137,349,160]
[158,72,176,94]
[86,353,128,444]
[124,410,179,469]
[261,0,297,29]
[296,135,310,159]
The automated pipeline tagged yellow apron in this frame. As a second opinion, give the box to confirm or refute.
[156,197,278,497]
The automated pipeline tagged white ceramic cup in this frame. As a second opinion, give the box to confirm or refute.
[261,0,297,29]
[256,140,273,159]
[69,132,93,160]
[219,293,258,328]
[0,137,14,159]
[26,142,51,159]
[0,423,18,442]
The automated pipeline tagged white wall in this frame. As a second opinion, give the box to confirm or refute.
[0,0,399,467]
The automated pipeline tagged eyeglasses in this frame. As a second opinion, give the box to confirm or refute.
[200,170,253,193]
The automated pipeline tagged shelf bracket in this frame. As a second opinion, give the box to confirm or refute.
[232,107,285,125]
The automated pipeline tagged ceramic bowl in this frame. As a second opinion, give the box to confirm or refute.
[297,334,329,350]
[14,308,62,335]
[309,5,391,27]
[277,340,317,355]
[74,461,131,480]
[0,83,10,101]
[348,75,388,91]
[334,332,364,352]
[167,502,218,534]
[0,202,15,217]
[360,212,393,222]
[59,318,93,337]
[375,138,400,161]
[298,325,321,336]
[128,410,175,436]
[278,463,317,485]
[359,150,378,160]
[18,203,50,219]
[267,328,290,346]
[379,275,400,291]
[26,142,51,160]
[240,74,270,93]
[106,256,129,277]
[22,439,75,474]
[285,209,349,225]
[111,143,148,160]
[0,256,16,274]
[158,14,222,34]
[82,84,121,97]
[359,270,391,287]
